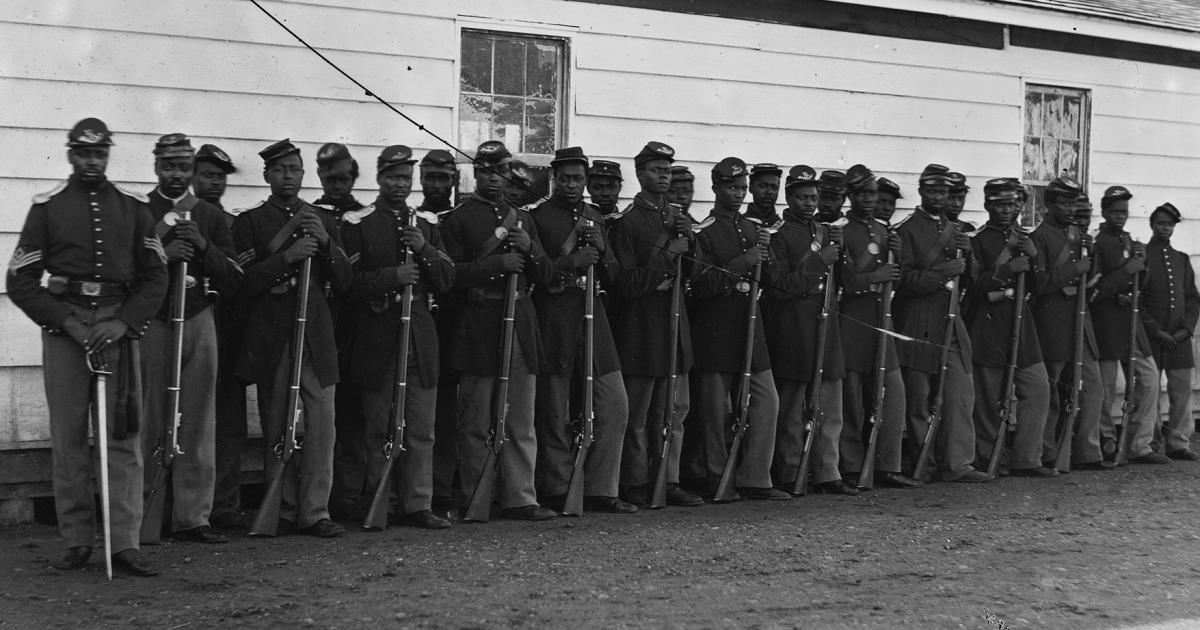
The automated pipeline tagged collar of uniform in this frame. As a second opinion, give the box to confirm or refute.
[267,195,305,215]
[374,196,409,219]
[712,206,741,222]
[913,206,943,223]
[1098,223,1125,235]
[153,187,187,205]
[1150,236,1173,249]
[313,193,361,212]
[417,200,451,214]
[68,172,109,189]
[632,192,667,213]
[981,222,1009,233]
[783,208,815,226]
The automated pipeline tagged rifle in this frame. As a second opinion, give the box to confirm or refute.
[249,253,313,537]
[463,219,522,522]
[562,219,597,517]
[363,210,418,530]
[857,240,895,490]
[986,244,1027,477]
[87,350,114,581]
[1114,270,1140,466]
[648,221,685,509]
[713,260,764,503]
[1054,227,1090,468]
[141,208,190,544]
[912,239,964,481]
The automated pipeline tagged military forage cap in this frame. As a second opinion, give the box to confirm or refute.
[1102,185,1133,205]
[419,149,457,174]
[843,164,875,192]
[784,165,818,190]
[634,141,675,166]
[670,165,694,183]
[983,177,1021,202]
[589,160,623,181]
[377,145,416,173]
[475,140,512,165]
[1045,176,1083,197]
[153,133,194,159]
[876,177,902,198]
[818,170,846,193]
[67,117,114,148]
[316,142,355,168]
[259,138,301,166]
[510,160,532,184]
[919,163,952,186]
[1152,202,1182,224]
[711,156,748,185]
[947,171,969,192]
[196,143,236,173]
[750,163,783,179]
[550,146,589,169]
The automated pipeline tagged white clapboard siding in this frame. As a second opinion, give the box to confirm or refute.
[1091,116,1200,161]
[0,367,50,447]
[0,300,43,368]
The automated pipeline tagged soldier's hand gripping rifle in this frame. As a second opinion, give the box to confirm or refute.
[87,350,114,581]
[713,250,765,503]
[857,227,895,490]
[1055,226,1090,467]
[249,242,313,537]
[464,219,523,522]
[649,212,687,509]
[562,219,597,517]
[363,210,418,531]
[141,208,190,544]
[986,229,1029,478]
[1114,259,1141,466]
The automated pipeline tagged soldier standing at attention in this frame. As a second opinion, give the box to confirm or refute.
[1142,202,1200,461]
[691,157,787,500]
[667,165,695,214]
[8,118,168,575]
[1029,177,1106,471]
[313,143,365,219]
[439,141,557,521]
[874,177,903,223]
[1090,186,1168,465]
[529,147,634,514]
[945,172,975,231]
[815,170,847,223]
[232,139,352,537]
[191,144,234,208]
[764,164,855,495]
[610,142,703,507]
[587,160,624,220]
[340,145,456,529]
[894,164,989,482]
[140,134,241,543]
[744,163,783,227]
[836,165,922,489]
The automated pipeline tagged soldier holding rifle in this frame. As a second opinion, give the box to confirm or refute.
[8,118,167,575]
[744,163,783,227]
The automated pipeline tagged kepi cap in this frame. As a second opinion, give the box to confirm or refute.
[844,164,875,192]
[316,142,353,167]
[919,163,952,186]
[419,149,457,174]
[510,160,532,184]
[195,144,236,173]
[634,141,675,167]
[947,171,969,192]
[670,165,694,183]
[983,177,1021,202]
[259,138,301,166]
[1151,202,1181,223]
[377,145,416,173]
[818,170,846,193]
[153,133,194,159]
[475,140,512,165]
[67,117,114,148]
[550,146,589,169]
[750,163,783,179]
[589,160,623,181]
[876,177,902,198]
[1102,185,1132,206]
[784,165,818,190]
[1045,176,1083,197]
[711,157,748,185]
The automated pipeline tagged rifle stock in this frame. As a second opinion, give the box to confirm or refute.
[912,246,963,482]
[563,226,597,517]
[649,250,684,509]
[714,261,763,503]
[986,267,1026,478]
[857,249,896,490]
[1055,231,1090,468]
[793,247,838,496]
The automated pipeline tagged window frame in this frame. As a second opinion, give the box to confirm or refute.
[1019,82,1092,226]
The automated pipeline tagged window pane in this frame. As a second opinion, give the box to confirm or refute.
[1059,140,1080,178]
[525,99,556,155]
[493,95,525,151]
[1022,184,1046,227]
[459,93,492,152]
[1023,137,1042,182]
[1039,137,1059,181]
[461,34,492,94]
[1024,91,1043,137]
[1062,96,1081,140]
[494,40,527,96]
[1044,94,1068,139]
[527,43,559,99]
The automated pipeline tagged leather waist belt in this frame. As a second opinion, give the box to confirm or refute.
[47,276,128,298]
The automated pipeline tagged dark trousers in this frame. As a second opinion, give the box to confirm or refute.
[211,308,246,520]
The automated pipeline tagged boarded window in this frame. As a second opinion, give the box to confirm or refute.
[459,30,567,203]
[1021,84,1091,226]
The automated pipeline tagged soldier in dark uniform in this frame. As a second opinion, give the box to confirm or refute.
[529,147,635,514]
[964,179,1054,477]
[506,159,539,208]
[1142,202,1200,460]
[691,157,787,500]
[140,134,240,543]
[836,165,921,489]
[668,165,695,214]
[313,143,365,217]
[610,141,703,507]
[1029,176,1106,471]
[816,170,846,223]
[340,145,456,529]
[8,118,168,575]
[588,160,623,220]
[893,164,989,482]
[744,163,783,227]
[874,177,903,223]
[764,164,854,495]
[1091,186,1167,465]
[439,140,557,521]
[191,143,233,207]
[231,139,352,537]
[946,172,975,231]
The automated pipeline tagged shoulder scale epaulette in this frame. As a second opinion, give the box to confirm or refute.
[693,215,716,232]
[415,209,439,224]
[31,180,68,205]
[891,211,915,229]
[113,183,149,203]
[608,203,637,222]
[342,204,376,225]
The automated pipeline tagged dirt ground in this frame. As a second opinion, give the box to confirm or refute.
[3,456,1200,630]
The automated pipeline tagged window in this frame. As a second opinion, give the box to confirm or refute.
[459,29,568,201]
[1021,84,1091,226]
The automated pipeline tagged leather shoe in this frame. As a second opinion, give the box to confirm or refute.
[813,479,860,495]
[112,549,159,577]
[584,496,638,513]
[738,487,792,500]
[540,494,566,512]
[1168,449,1200,461]
[173,525,228,544]
[404,510,452,530]
[950,470,992,483]
[210,512,246,530]
[1129,452,1172,464]
[502,504,558,521]
[1010,466,1059,478]
[665,484,704,507]
[1074,460,1116,471]
[52,546,92,570]
[301,518,346,538]
[619,484,648,506]
[876,472,923,489]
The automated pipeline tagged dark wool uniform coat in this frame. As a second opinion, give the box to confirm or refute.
[893,207,973,374]
[1029,220,1098,363]
[146,189,240,321]
[529,198,622,377]
[963,224,1043,369]
[1090,225,1153,359]
[763,210,845,382]
[231,199,352,387]
[1141,238,1200,370]
[340,198,455,390]
[610,194,694,377]
[439,194,552,376]
[690,208,772,374]
[838,213,899,374]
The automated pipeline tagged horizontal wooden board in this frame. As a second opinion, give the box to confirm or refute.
[1091,115,1200,161]
[0,367,49,445]
[1091,85,1200,127]
[1091,152,1200,193]
[0,299,42,366]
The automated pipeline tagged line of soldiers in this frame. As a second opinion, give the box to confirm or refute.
[9,117,1198,578]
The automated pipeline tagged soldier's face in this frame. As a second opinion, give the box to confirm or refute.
[874,192,898,221]
[1046,197,1074,225]
[420,170,455,206]
[155,156,194,198]
[264,154,304,199]
[1151,214,1176,240]
[1102,200,1129,229]
[318,159,356,202]
[712,177,748,211]
[947,191,967,218]
[667,180,694,209]
[750,175,780,206]
[68,147,109,183]
[986,200,1019,227]
[919,184,950,214]
[637,159,673,195]
[816,190,845,222]
[473,162,508,201]
[192,161,227,203]
[848,182,878,217]
[552,163,587,205]
[588,176,622,209]
[785,186,818,215]
[378,164,414,205]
